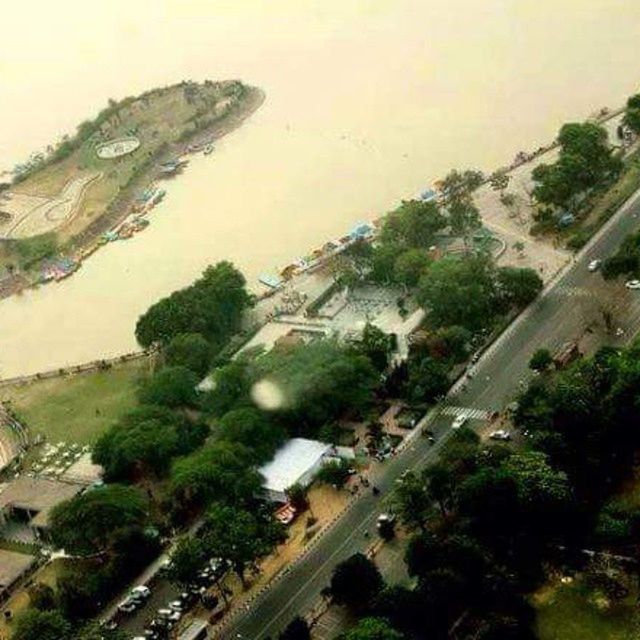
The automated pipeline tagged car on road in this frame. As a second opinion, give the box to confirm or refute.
[588,259,601,272]
[625,279,640,290]
[131,585,151,601]
[489,429,512,441]
[117,597,138,614]
[451,415,468,429]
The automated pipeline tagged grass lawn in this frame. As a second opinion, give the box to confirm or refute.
[534,577,639,640]
[0,358,152,444]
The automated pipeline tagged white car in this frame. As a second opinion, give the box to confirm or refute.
[452,415,468,430]
[489,429,512,441]
[625,279,640,290]
[588,259,601,272]
[131,585,151,600]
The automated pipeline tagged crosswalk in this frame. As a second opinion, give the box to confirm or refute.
[551,286,590,298]
[439,405,491,421]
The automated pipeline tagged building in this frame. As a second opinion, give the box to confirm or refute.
[258,438,333,503]
[0,549,36,602]
[0,476,83,539]
[60,453,104,486]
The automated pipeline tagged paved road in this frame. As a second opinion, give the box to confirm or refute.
[218,188,640,640]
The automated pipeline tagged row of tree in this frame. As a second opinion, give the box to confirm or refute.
[320,338,640,639]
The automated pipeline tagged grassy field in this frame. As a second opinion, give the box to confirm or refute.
[535,577,640,640]
[0,358,152,444]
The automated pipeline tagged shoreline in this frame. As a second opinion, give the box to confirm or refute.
[0,101,628,383]
[0,84,266,301]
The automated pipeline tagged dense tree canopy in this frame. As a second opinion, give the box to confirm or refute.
[378,200,447,250]
[137,366,199,408]
[252,340,378,434]
[623,93,640,134]
[49,485,148,555]
[532,122,621,208]
[203,502,285,586]
[165,332,212,377]
[330,553,384,611]
[171,440,263,508]
[216,407,286,463]
[93,406,209,480]
[135,261,251,348]
[341,617,404,640]
[12,609,71,640]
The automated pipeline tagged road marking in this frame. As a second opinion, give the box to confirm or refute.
[440,406,491,421]
[551,286,590,298]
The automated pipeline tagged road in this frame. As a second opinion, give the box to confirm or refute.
[217,187,640,640]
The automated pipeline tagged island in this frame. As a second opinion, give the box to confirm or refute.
[0,80,264,296]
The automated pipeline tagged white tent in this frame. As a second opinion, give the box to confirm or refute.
[259,438,331,503]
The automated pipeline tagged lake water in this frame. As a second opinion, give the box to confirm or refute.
[1,0,639,377]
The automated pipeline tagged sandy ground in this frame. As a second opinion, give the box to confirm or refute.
[0,172,101,239]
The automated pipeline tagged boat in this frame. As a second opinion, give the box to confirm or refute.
[204,144,214,155]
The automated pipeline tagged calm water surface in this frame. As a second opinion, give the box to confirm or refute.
[0,0,639,376]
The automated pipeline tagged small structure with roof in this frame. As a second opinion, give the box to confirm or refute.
[0,476,84,540]
[259,438,333,503]
[0,549,36,602]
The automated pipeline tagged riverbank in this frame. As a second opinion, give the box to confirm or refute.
[0,83,265,300]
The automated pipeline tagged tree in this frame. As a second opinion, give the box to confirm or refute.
[252,340,378,433]
[171,440,263,509]
[341,617,404,640]
[529,348,552,372]
[623,94,640,134]
[406,355,450,403]
[392,249,431,287]
[416,254,498,330]
[168,537,207,587]
[217,407,285,463]
[379,200,447,250]
[489,170,510,192]
[356,323,394,372]
[135,261,251,348]
[49,485,148,556]
[316,459,352,488]
[138,366,198,408]
[532,122,620,208]
[279,617,311,640]
[165,332,211,377]
[496,267,543,308]
[330,553,384,611]
[93,406,208,480]
[201,358,252,417]
[12,609,71,640]
[423,462,454,517]
[448,198,482,241]
[27,583,56,611]
[286,483,309,512]
[393,472,432,532]
[203,503,285,588]
[439,169,484,204]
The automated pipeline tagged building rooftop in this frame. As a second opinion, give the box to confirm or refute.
[0,549,35,590]
[0,476,83,529]
[259,438,330,494]
[60,453,104,486]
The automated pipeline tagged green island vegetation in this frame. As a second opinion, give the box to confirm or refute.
[530,93,640,249]
[0,169,551,640]
[0,79,258,275]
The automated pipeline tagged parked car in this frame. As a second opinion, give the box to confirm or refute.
[588,259,601,272]
[169,600,183,612]
[452,415,468,429]
[117,598,138,614]
[157,609,173,619]
[131,585,151,601]
[626,279,640,290]
[489,429,512,441]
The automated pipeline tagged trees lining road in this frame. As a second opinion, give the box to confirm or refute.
[220,185,640,640]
